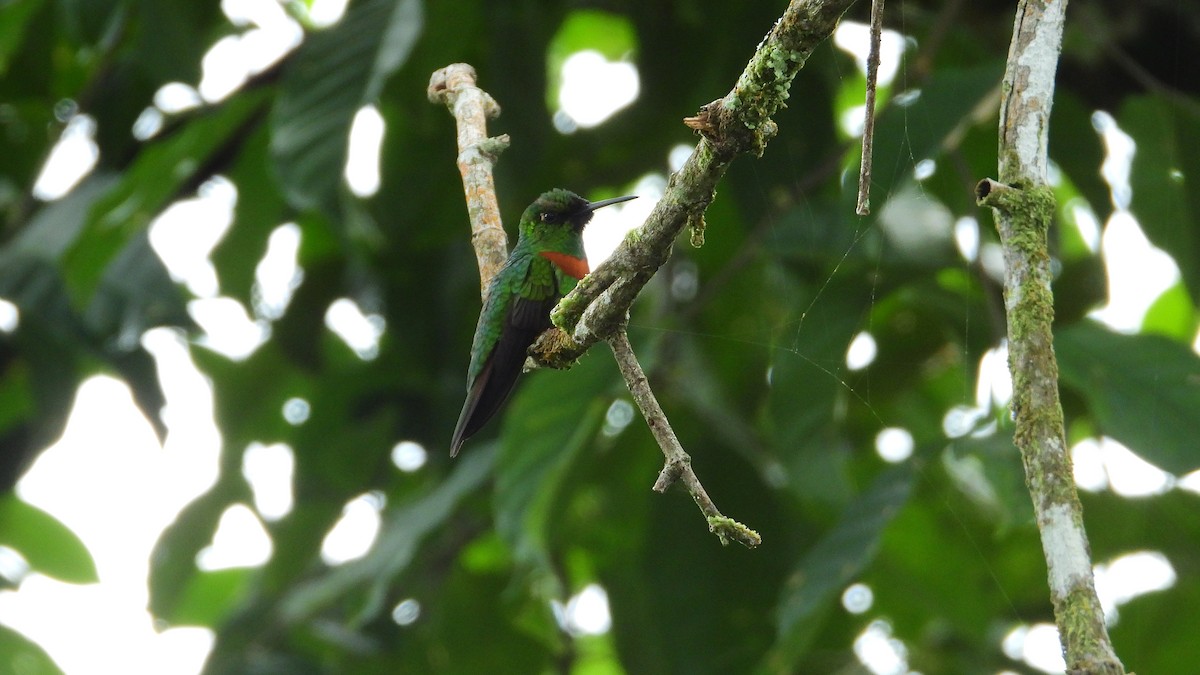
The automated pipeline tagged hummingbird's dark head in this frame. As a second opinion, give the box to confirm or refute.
[521,188,637,234]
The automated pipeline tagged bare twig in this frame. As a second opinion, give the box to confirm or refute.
[607,329,761,549]
[978,0,1124,672]
[855,0,884,215]
[427,63,510,294]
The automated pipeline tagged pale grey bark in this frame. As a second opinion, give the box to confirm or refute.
[427,64,510,296]
[978,1,1125,672]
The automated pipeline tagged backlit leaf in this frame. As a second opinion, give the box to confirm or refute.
[1057,321,1200,475]
[0,494,97,584]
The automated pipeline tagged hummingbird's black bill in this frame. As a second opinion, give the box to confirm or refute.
[585,195,638,212]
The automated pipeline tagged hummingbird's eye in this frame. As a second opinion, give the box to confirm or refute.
[540,212,557,224]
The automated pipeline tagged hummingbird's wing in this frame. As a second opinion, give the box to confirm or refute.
[450,288,556,456]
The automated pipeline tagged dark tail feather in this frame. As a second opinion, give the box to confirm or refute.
[449,339,527,456]
[451,294,555,456]
[450,366,490,457]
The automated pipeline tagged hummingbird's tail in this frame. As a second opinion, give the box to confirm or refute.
[450,370,490,457]
[448,330,528,456]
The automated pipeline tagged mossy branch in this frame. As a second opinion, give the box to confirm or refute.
[534,0,860,363]
[978,0,1125,671]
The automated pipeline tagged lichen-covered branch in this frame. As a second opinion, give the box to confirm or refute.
[534,0,859,363]
[978,1,1124,672]
[608,330,760,549]
[427,63,510,295]
[432,0,855,548]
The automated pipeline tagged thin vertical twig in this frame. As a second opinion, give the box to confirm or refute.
[855,0,884,215]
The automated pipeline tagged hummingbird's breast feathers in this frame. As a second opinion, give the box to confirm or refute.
[538,251,589,280]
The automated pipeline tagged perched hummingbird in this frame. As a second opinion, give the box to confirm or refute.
[451,189,637,456]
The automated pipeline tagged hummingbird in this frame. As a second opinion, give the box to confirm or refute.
[451,189,637,456]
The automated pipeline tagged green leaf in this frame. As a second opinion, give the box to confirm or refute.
[68,90,270,304]
[548,9,637,62]
[0,348,35,437]
[943,433,1033,530]
[1081,490,1200,673]
[129,0,224,85]
[766,465,914,670]
[1141,281,1198,341]
[277,447,494,626]
[210,123,287,307]
[57,0,121,48]
[168,567,254,628]
[1049,92,1111,225]
[2,174,117,268]
[868,62,1004,202]
[84,229,191,340]
[1121,95,1200,302]
[0,623,63,675]
[494,354,614,597]
[0,314,87,486]
[190,342,311,450]
[1111,574,1200,674]
[870,494,1046,653]
[0,494,98,584]
[0,0,47,75]
[765,280,873,509]
[415,555,557,674]
[1,174,181,442]
[1057,321,1200,475]
[106,345,170,442]
[149,475,250,622]
[270,0,422,214]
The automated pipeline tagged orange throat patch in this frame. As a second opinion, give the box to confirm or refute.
[539,251,589,280]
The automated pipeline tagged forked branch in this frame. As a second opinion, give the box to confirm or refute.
[608,329,760,548]
[430,0,862,548]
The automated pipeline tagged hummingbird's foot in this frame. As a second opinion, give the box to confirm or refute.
[527,327,582,370]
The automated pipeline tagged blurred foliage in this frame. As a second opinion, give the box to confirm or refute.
[1,0,1199,673]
